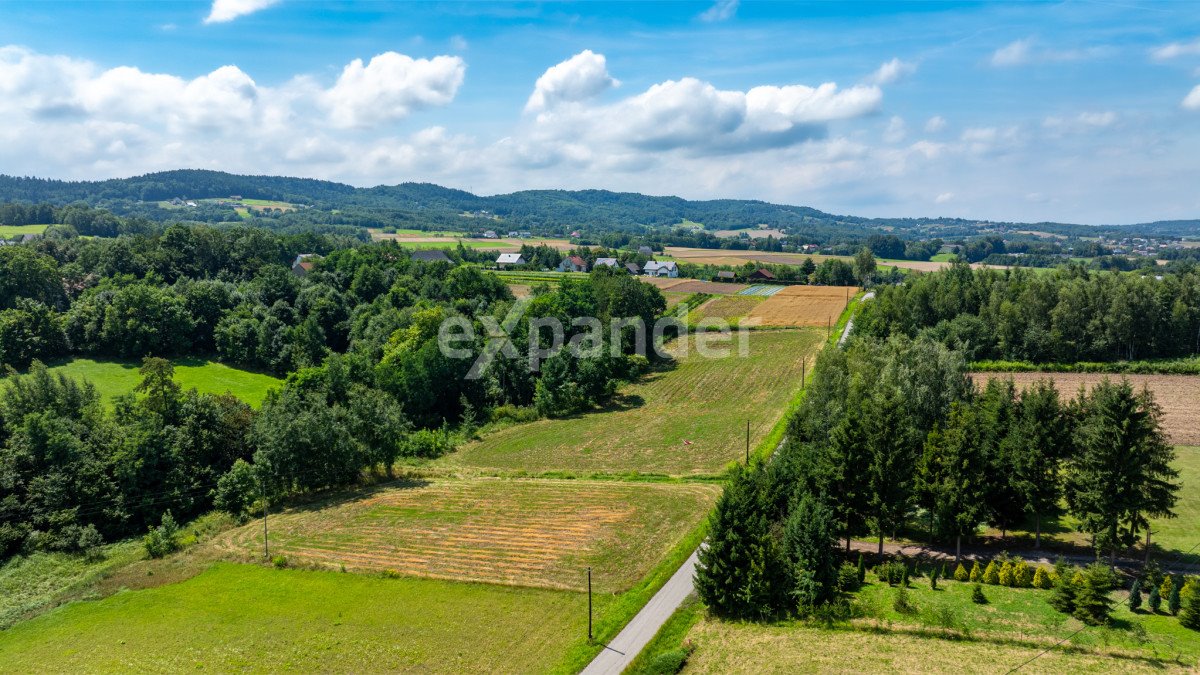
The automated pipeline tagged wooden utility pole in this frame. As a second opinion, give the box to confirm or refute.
[261,477,269,560]
[801,360,806,387]
[587,567,593,640]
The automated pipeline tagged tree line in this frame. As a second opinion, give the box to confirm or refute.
[696,336,1180,620]
[856,262,1200,363]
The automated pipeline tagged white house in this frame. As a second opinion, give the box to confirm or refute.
[557,255,588,272]
[496,253,526,268]
[483,230,498,239]
[643,261,678,278]
[594,257,619,268]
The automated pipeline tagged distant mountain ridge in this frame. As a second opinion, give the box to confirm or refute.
[0,169,1195,237]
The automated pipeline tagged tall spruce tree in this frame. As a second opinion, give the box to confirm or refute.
[921,401,989,563]
[1067,379,1179,565]
[783,494,839,609]
[696,465,791,620]
[1007,379,1072,547]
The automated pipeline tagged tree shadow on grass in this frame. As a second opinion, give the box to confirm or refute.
[280,477,433,515]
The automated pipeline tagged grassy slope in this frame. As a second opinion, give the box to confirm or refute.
[683,577,1200,673]
[443,329,823,477]
[0,563,585,674]
[42,358,282,407]
[0,541,143,629]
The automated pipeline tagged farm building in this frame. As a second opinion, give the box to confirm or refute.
[637,245,654,256]
[748,268,776,281]
[643,261,679,278]
[557,255,589,272]
[411,250,452,263]
[625,262,642,274]
[496,253,526,268]
[291,253,321,277]
[483,230,498,239]
[716,270,736,281]
[594,257,619,268]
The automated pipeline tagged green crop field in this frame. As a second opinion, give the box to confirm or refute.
[443,329,823,476]
[39,358,282,407]
[209,478,718,593]
[680,571,1200,673]
[0,563,589,674]
[0,224,49,238]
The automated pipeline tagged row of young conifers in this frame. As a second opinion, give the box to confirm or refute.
[694,333,1190,629]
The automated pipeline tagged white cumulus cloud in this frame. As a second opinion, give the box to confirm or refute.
[868,58,917,85]
[990,37,1105,67]
[323,52,465,128]
[924,115,947,133]
[525,50,618,113]
[205,0,280,24]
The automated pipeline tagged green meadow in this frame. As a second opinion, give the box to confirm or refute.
[40,358,281,407]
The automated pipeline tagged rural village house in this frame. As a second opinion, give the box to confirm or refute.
[496,253,526,268]
[643,261,679,278]
[557,255,589,272]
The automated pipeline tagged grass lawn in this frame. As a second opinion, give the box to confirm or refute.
[0,540,143,629]
[680,576,1200,673]
[209,478,718,593]
[442,329,823,476]
[0,224,49,238]
[41,357,282,407]
[0,563,588,674]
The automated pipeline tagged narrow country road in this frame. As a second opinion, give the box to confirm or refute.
[579,548,701,675]
[838,290,874,346]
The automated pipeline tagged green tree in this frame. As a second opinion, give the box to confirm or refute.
[853,247,877,285]
[1073,563,1116,626]
[0,300,67,368]
[921,401,989,562]
[1148,582,1161,613]
[1007,379,1072,547]
[1129,577,1143,612]
[1180,579,1200,630]
[783,494,838,609]
[214,459,259,520]
[1067,379,1179,564]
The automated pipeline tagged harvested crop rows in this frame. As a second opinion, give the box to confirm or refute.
[690,295,765,323]
[972,371,1200,445]
[746,285,857,327]
[213,479,718,593]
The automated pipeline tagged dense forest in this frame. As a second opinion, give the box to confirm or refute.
[0,222,666,560]
[854,262,1200,363]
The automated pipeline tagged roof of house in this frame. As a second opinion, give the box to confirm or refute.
[751,268,776,279]
[496,253,524,264]
[644,261,677,273]
[295,262,315,272]
[717,270,736,278]
[595,257,618,267]
[411,250,452,263]
[624,262,641,272]
[637,245,653,254]
[567,255,586,266]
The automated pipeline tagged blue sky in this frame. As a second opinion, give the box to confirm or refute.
[1,1,1199,224]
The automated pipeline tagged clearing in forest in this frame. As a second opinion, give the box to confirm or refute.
[212,478,717,593]
[38,358,281,408]
[445,329,823,476]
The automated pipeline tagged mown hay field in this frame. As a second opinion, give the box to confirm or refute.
[745,285,858,328]
[444,329,823,476]
[211,478,717,593]
[0,563,587,674]
[689,295,765,324]
[971,371,1200,445]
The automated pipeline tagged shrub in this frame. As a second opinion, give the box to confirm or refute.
[214,458,259,520]
[983,561,1000,585]
[1161,575,1175,604]
[381,569,403,579]
[954,563,969,582]
[1033,567,1053,590]
[998,561,1014,587]
[837,562,861,593]
[876,561,905,586]
[1148,582,1162,613]
[930,566,939,590]
[143,512,181,559]
[901,567,910,588]
[1012,561,1032,588]
[972,583,988,604]
[1129,578,1143,612]
[1180,579,1200,630]
[1049,568,1079,615]
[969,561,983,583]
[893,585,917,615]
[272,555,288,569]
[940,562,949,581]
[403,428,455,458]
[1073,564,1116,626]
[857,554,866,585]
[644,648,690,675]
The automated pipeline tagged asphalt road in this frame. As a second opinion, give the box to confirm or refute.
[579,548,701,675]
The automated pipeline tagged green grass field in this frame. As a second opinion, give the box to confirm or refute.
[398,240,513,250]
[0,541,144,629]
[442,329,823,476]
[40,358,281,407]
[0,224,49,238]
[681,573,1200,673]
[0,563,589,674]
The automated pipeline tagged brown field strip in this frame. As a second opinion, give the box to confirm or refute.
[664,247,1004,272]
[971,371,1200,445]
[691,295,765,322]
[746,285,858,327]
[210,479,718,592]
